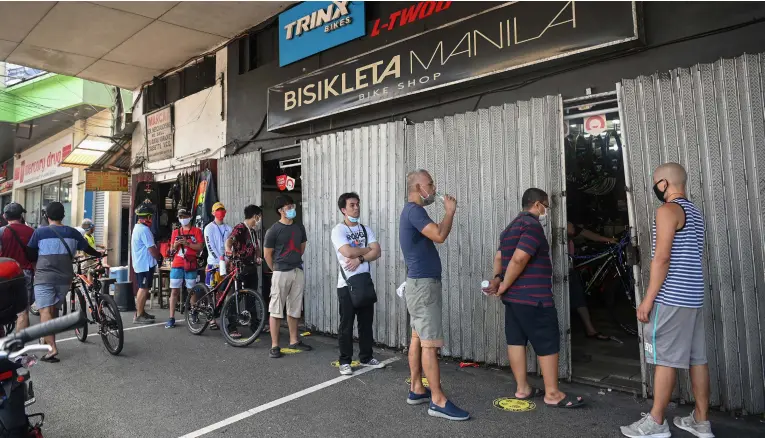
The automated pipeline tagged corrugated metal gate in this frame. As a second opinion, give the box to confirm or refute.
[619,52,765,414]
[301,122,409,348]
[218,151,263,225]
[94,191,105,245]
[406,97,569,376]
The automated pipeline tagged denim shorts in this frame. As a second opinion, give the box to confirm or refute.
[34,283,69,309]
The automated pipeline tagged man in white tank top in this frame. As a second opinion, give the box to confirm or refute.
[621,163,713,438]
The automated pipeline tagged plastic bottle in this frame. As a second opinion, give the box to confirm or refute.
[481,280,491,296]
[219,256,227,276]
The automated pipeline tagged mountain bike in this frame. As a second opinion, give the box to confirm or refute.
[572,231,638,335]
[184,258,266,347]
[68,253,124,355]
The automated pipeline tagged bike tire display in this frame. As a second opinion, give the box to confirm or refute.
[185,284,212,335]
[98,294,124,355]
[73,289,88,342]
[220,288,266,348]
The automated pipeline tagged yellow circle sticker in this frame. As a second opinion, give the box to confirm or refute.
[331,361,361,368]
[493,398,536,412]
[405,377,440,388]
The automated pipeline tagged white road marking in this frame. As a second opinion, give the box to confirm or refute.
[178,356,400,438]
[57,319,183,343]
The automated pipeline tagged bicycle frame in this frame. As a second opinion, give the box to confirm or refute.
[71,256,106,325]
[195,262,244,317]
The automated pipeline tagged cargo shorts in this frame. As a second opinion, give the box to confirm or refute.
[404,278,443,348]
[643,303,707,369]
[269,268,305,319]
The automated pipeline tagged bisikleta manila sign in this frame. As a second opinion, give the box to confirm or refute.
[279,1,366,67]
[268,1,638,131]
[14,133,73,188]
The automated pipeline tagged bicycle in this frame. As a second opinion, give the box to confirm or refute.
[67,253,125,355]
[572,231,638,336]
[184,258,266,347]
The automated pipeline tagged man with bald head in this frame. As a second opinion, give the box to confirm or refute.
[399,169,468,421]
[621,163,713,438]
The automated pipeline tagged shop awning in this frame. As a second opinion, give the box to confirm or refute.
[59,136,114,169]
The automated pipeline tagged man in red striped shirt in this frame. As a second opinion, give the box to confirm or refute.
[485,188,584,408]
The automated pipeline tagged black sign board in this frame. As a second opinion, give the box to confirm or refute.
[267,1,638,131]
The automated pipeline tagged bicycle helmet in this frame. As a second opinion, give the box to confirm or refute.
[135,203,154,217]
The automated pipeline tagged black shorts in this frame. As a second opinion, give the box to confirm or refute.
[504,301,560,356]
[135,266,156,289]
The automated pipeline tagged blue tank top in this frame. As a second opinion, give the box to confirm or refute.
[651,198,705,308]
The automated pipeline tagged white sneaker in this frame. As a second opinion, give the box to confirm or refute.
[674,410,714,438]
[339,364,353,376]
[361,358,385,369]
[620,413,671,438]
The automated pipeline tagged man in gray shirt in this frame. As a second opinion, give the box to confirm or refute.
[264,195,310,358]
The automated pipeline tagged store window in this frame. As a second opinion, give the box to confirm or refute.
[24,187,41,228]
[61,178,72,226]
[23,177,74,228]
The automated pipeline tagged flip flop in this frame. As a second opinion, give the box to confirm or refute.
[516,387,544,400]
[41,354,60,363]
[545,394,585,408]
[587,332,610,341]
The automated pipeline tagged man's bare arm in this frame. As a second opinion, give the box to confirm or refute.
[264,248,275,271]
[337,244,372,258]
[364,242,381,262]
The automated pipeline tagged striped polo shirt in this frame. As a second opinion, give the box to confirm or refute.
[651,198,705,308]
[498,212,554,307]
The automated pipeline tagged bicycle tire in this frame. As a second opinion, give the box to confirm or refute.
[98,294,124,355]
[74,289,88,342]
[220,288,266,348]
[185,284,212,335]
[61,290,68,316]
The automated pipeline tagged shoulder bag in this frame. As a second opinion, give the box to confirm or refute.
[1,225,38,263]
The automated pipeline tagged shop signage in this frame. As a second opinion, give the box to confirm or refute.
[285,176,296,191]
[279,1,366,67]
[371,1,452,38]
[145,105,174,163]
[268,1,638,131]
[85,171,130,192]
[0,180,12,193]
[13,133,73,188]
[584,114,607,135]
[0,161,8,181]
[276,174,288,191]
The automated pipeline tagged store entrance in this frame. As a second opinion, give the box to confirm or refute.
[564,93,641,392]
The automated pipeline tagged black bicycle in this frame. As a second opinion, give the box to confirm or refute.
[184,258,266,347]
[573,231,638,335]
[68,253,124,355]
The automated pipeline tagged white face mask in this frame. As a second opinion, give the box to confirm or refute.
[179,218,191,226]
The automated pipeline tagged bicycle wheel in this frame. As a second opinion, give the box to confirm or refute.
[185,284,212,335]
[220,288,266,347]
[98,294,124,355]
[61,289,69,316]
[73,289,88,342]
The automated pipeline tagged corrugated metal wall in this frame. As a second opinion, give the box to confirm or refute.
[301,122,409,348]
[405,96,570,376]
[619,52,765,414]
[94,191,105,245]
[219,151,263,225]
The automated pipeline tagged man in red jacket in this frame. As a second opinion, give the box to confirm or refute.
[0,203,35,331]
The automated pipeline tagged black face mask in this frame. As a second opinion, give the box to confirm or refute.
[653,179,668,203]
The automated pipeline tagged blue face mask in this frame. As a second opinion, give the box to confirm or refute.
[286,208,297,219]
[348,216,359,223]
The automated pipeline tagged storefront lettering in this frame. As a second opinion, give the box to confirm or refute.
[145,106,174,162]
[371,1,452,37]
[284,1,351,39]
[14,144,71,184]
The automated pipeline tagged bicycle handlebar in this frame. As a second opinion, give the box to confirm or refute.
[0,312,85,349]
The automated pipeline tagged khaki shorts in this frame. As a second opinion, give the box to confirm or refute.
[269,268,305,319]
[643,303,707,369]
[405,278,443,348]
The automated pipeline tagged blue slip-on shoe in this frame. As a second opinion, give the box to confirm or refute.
[428,400,470,421]
[406,388,432,405]
[165,317,175,328]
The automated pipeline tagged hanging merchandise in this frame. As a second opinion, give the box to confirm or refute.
[276,174,288,191]
[191,169,218,230]
[285,176,296,191]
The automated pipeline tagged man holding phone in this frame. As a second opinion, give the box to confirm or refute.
[165,208,204,328]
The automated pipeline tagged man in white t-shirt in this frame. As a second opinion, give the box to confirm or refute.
[331,192,384,376]
[204,202,233,332]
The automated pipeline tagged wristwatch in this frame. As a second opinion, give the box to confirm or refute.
[494,274,503,280]
[359,256,365,263]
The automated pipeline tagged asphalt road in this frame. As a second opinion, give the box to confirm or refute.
[24,308,765,438]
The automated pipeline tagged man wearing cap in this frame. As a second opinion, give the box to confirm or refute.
[204,202,232,331]
[28,202,101,361]
[165,208,204,329]
[132,204,162,324]
[0,203,35,331]
[80,219,96,249]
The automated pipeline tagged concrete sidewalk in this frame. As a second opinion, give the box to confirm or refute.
[28,308,764,438]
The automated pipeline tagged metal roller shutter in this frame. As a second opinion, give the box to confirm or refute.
[94,191,105,246]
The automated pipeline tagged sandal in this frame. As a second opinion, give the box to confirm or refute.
[545,394,585,408]
[209,321,219,330]
[41,354,60,363]
[516,387,544,400]
[586,332,610,341]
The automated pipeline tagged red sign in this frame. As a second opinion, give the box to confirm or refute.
[371,1,452,37]
[276,174,288,191]
[584,115,607,135]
